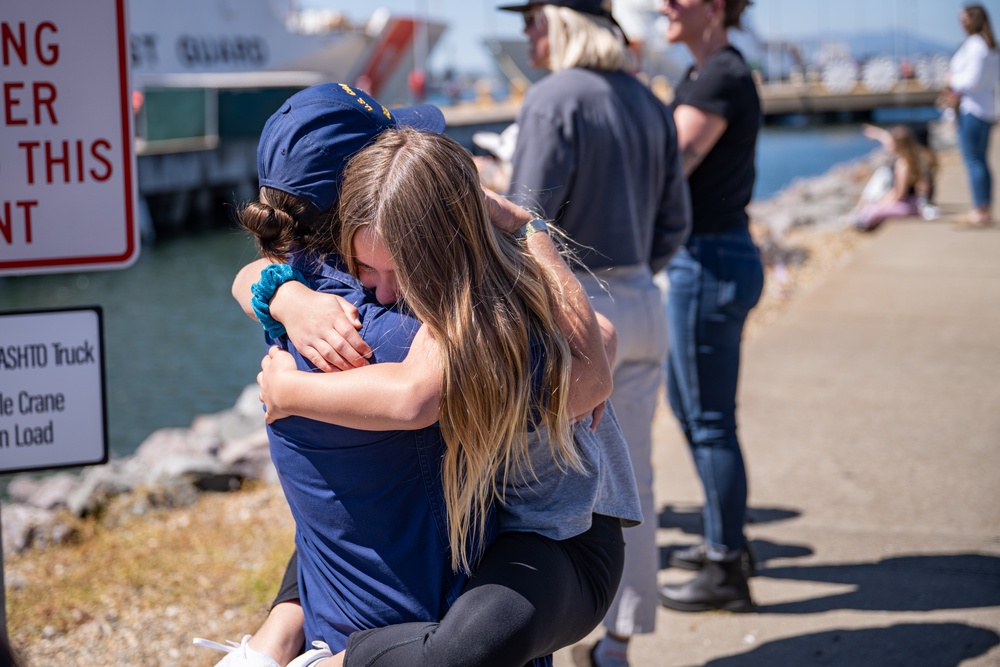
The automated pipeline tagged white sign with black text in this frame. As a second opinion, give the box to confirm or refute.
[0,307,108,474]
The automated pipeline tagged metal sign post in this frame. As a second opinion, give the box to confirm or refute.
[0,307,110,643]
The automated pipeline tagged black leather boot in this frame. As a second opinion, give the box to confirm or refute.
[669,543,757,576]
[658,557,755,612]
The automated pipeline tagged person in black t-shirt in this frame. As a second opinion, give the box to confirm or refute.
[657,0,763,615]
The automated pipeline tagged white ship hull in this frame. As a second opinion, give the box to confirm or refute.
[127,0,445,103]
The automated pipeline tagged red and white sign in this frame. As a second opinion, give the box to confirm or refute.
[1,0,138,276]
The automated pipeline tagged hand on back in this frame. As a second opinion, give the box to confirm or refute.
[271,281,373,372]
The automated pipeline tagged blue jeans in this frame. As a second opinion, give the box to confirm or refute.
[958,111,994,209]
[665,227,763,558]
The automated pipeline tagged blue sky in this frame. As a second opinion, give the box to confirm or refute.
[301,0,999,75]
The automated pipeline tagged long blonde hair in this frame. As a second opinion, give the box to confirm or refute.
[890,125,921,189]
[338,128,577,572]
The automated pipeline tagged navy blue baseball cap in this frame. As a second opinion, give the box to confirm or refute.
[257,83,446,211]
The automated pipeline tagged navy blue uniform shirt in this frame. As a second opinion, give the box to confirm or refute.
[265,253,472,651]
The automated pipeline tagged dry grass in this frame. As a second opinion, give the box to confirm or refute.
[6,482,296,665]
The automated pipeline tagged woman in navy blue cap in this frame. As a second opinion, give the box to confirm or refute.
[208,82,641,667]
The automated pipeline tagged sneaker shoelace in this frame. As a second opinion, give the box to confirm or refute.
[193,635,251,654]
[193,635,282,667]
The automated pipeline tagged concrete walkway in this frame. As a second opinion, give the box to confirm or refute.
[557,139,1000,666]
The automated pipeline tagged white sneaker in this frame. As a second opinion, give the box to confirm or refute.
[193,635,282,667]
[286,640,334,667]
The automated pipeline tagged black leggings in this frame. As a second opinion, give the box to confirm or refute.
[273,549,301,608]
[343,514,625,667]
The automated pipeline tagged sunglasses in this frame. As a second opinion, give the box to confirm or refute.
[523,10,543,30]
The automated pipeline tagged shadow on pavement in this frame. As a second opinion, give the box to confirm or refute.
[657,504,800,535]
[748,538,814,563]
[746,507,801,526]
[698,623,1000,667]
[657,503,704,534]
[756,554,1000,613]
[659,538,813,570]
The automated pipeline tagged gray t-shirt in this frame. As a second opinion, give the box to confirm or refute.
[509,67,690,273]
[498,403,643,539]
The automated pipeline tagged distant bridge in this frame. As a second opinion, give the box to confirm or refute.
[758,79,942,117]
[441,75,943,135]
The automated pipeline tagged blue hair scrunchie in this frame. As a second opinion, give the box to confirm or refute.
[250,263,307,339]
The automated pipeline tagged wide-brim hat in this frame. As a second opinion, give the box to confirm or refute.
[498,1,628,43]
[257,83,445,212]
[498,0,606,15]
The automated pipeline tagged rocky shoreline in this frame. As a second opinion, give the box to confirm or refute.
[1,123,953,556]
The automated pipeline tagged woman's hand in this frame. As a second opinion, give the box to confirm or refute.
[482,186,534,234]
[233,259,372,372]
[270,282,372,372]
[936,88,960,111]
[258,346,302,423]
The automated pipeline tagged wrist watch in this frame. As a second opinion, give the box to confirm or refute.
[516,218,549,239]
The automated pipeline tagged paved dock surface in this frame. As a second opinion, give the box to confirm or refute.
[556,141,1000,666]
